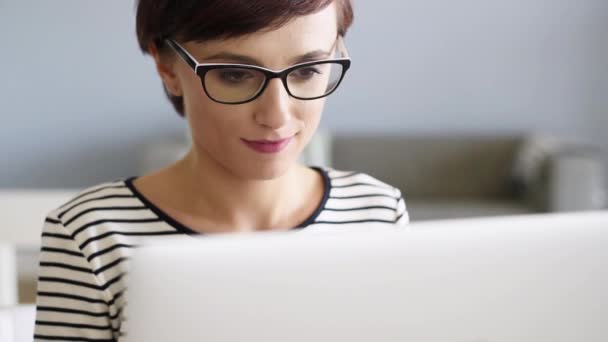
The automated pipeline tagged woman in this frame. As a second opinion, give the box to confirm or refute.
[33,1,409,341]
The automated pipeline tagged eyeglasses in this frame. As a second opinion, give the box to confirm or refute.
[165,37,351,105]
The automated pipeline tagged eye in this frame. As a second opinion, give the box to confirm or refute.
[291,66,322,80]
[218,69,255,84]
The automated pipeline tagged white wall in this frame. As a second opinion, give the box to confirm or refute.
[1,0,606,188]
[326,0,608,138]
[0,0,184,188]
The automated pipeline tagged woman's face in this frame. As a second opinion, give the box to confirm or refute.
[167,4,339,180]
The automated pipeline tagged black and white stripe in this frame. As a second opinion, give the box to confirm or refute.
[34,169,408,341]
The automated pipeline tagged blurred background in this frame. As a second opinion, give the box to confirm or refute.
[1,0,607,188]
[1,0,607,308]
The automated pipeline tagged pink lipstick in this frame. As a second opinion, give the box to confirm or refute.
[242,137,293,154]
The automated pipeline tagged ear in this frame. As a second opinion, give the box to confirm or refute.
[148,42,183,97]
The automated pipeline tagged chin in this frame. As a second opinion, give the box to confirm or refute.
[228,157,297,181]
[227,139,305,180]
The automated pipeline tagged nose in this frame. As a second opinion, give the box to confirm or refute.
[252,78,292,130]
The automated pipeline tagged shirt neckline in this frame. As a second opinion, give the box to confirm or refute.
[124,166,331,235]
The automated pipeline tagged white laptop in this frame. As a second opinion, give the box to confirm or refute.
[124,211,608,342]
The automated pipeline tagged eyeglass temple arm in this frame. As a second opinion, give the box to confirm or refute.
[337,36,350,59]
[165,39,199,70]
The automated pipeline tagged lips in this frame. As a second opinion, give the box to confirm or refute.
[242,137,293,154]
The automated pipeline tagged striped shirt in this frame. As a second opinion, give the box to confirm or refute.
[33,168,409,341]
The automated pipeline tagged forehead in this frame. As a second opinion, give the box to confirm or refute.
[184,3,339,68]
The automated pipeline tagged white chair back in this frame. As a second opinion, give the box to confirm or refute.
[0,245,17,306]
[0,305,36,342]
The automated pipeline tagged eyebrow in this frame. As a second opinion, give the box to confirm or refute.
[201,49,332,67]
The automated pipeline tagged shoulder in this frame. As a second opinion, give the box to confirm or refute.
[323,168,404,199]
[39,178,175,285]
[42,178,171,249]
[324,168,398,187]
[46,178,135,221]
[314,168,409,226]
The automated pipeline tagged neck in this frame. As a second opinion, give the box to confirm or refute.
[169,148,308,231]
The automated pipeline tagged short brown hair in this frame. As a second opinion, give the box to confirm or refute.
[136,0,354,117]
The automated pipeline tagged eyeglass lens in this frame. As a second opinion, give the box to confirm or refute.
[203,62,344,103]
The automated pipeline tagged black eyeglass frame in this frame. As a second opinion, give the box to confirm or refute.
[164,38,352,105]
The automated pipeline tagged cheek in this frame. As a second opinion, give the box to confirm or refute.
[180,72,205,115]
[187,103,247,147]
[180,74,240,138]
[297,100,325,138]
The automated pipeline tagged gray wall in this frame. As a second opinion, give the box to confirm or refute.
[1,0,607,188]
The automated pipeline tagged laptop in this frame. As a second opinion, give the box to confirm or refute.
[124,211,608,342]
